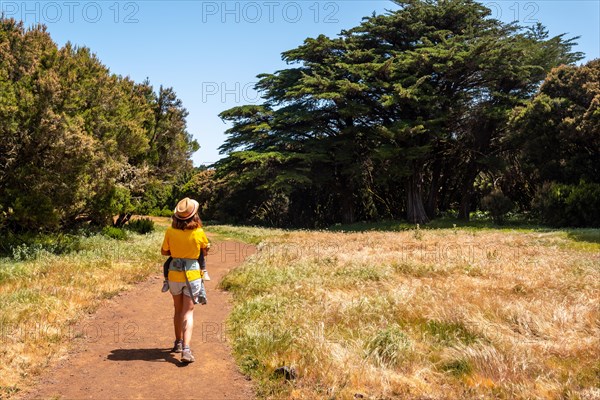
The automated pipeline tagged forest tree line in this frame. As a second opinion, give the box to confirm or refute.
[198,0,599,228]
[0,18,197,233]
[1,0,599,234]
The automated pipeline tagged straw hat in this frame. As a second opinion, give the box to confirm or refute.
[174,197,199,220]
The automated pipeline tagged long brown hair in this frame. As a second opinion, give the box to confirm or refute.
[172,213,202,230]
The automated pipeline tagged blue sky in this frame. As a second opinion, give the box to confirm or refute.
[2,0,599,166]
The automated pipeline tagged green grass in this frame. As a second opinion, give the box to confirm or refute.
[326,216,599,233]
[102,226,128,240]
[564,229,600,251]
[228,296,297,374]
[205,224,286,244]
[325,215,545,232]
[442,359,473,377]
[0,231,84,261]
[564,228,600,243]
[365,324,413,368]
[421,320,481,346]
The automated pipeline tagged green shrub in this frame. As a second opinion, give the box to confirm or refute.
[480,189,514,224]
[135,180,174,215]
[149,208,173,217]
[10,243,45,261]
[102,226,128,240]
[365,324,412,367]
[441,358,473,376]
[125,218,155,234]
[565,183,600,227]
[0,232,82,260]
[533,182,600,227]
[250,192,290,227]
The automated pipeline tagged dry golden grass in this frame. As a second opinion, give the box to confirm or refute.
[0,230,164,397]
[221,227,600,399]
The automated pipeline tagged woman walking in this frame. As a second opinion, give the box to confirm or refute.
[161,197,209,363]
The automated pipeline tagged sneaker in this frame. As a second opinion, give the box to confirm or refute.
[202,270,211,281]
[161,280,170,293]
[171,340,183,353]
[181,347,195,363]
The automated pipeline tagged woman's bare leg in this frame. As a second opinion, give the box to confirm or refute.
[172,293,184,340]
[181,294,195,346]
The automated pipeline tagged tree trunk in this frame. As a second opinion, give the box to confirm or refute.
[340,191,355,224]
[458,191,470,221]
[114,213,132,227]
[437,163,451,213]
[406,172,430,224]
[458,164,479,221]
[426,159,441,219]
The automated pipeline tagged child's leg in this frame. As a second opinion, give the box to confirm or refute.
[161,257,172,292]
[164,257,172,279]
[198,251,210,281]
[198,280,207,305]
[199,252,206,270]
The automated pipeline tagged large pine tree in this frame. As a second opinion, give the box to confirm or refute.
[217,0,581,226]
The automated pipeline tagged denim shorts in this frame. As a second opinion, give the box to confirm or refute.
[169,258,199,272]
[169,278,204,298]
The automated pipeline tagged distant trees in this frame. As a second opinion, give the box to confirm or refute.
[0,19,197,232]
[209,0,592,227]
[2,0,598,232]
[507,59,600,226]
[508,59,599,187]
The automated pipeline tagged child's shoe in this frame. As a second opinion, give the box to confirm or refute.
[161,280,170,293]
[202,270,211,281]
[171,339,183,353]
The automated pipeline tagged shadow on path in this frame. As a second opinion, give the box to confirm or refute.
[107,348,180,365]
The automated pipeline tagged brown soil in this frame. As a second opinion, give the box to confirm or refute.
[22,240,256,400]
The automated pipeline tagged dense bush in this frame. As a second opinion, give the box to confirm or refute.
[250,192,290,227]
[125,218,155,234]
[134,181,175,216]
[0,18,197,233]
[0,232,82,260]
[102,226,128,240]
[480,190,514,224]
[532,182,600,227]
[149,208,174,218]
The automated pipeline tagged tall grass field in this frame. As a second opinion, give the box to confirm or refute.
[218,225,600,399]
[0,226,166,398]
[1,221,598,399]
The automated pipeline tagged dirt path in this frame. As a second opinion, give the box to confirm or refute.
[23,240,256,400]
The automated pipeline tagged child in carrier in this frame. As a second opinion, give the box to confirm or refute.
[161,240,211,300]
